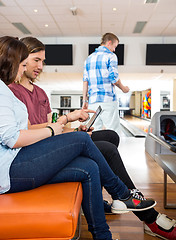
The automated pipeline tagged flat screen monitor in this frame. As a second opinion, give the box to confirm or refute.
[45,44,73,65]
[146,44,176,65]
[88,44,124,65]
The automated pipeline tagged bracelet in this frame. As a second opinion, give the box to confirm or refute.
[64,114,68,124]
[83,100,88,103]
[74,128,79,132]
[46,126,55,136]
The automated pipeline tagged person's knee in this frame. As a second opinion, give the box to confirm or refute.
[104,130,120,147]
[75,131,90,142]
[85,159,100,176]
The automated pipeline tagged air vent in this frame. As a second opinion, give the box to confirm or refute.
[144,0,158,3]
[0,0,5,6]
[133,21,147,33]
[12,22,31,34]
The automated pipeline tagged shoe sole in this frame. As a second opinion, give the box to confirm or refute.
[111,201,157,213]
[144,228,168,240]
[111,209,130,214]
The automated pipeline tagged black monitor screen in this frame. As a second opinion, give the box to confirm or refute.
[146,44,176,65]
[45,44,73,65]
[88,44,124,65]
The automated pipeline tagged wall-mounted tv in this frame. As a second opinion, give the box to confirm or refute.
[88,44,124,65]
[146,44,176,65]
[45,44,73,65]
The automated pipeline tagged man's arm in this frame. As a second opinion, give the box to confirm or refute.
[114,79,129,93]
[82,81,89,109]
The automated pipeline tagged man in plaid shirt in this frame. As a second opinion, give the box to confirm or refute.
[82,32,129,133]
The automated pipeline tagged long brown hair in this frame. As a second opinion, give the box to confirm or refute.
[0,36,28,85]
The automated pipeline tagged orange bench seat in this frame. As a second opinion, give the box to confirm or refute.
[0,182,82,240]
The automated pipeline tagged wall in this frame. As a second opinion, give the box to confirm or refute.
[38,35,176,73]
[36,35,176,117]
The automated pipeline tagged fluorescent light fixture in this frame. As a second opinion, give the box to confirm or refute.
[12,22,31,34]
[133,21,147,33]
[0,0,5,6]
[144,0,158,3]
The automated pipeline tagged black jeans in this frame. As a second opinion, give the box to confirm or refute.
[91,130,158,224]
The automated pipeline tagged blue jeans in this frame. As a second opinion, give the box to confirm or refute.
[8,132,129,240]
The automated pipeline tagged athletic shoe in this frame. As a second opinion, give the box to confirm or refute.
[104,189,145,215]
[144,213,176,240]
[111,189,156,213]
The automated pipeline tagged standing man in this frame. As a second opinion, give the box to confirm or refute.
[82,32,129,133]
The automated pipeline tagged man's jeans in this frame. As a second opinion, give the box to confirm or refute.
[8,132,129,240]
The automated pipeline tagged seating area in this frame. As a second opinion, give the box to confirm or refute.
[0,182,82,240]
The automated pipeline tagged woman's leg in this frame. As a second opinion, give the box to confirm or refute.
[47,157,112,240]
[8,132,129,200]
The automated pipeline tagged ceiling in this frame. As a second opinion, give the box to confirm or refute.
[0,0,175,91]
[0,0,176,37]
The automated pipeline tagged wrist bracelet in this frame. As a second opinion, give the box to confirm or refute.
[83,100,88,103]
[74,128,79,132]
[64,114,68,124]
[46,126,55,136]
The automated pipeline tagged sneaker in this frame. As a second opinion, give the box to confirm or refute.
[144,213,176,240]
[111,189,156,213]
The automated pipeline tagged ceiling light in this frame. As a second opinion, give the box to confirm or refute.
[34,9,38,13]
[144,0,158,3]
[45,24,48,27]
[12,22,31,34]
[133,21,147,33]
[113,8,117,11]
[70,6,77,16]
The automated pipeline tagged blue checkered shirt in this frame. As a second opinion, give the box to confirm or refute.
[83,46,120,104]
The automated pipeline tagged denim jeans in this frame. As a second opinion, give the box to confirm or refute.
[8,131,129,240]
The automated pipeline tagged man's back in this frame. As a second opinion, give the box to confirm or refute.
[83,46,119,104]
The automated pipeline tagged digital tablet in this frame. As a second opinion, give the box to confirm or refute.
[86,106,102,132]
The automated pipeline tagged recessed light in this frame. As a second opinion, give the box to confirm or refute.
[113,7,117,11]
[34,9,38,13]
[45,24,48,27]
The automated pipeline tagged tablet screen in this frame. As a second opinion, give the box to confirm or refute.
[86,106,102,131]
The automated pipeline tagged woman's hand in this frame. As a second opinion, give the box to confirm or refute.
[48,122,64,135]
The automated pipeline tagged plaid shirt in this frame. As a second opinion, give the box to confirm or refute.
[83,46,120,104]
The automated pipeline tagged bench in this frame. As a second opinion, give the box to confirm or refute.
[149,133,176,209]
[155,154,176,209]
[0,182,82,240]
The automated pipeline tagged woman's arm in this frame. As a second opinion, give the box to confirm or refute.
[13,122,64,148]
